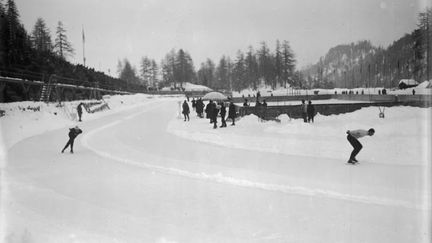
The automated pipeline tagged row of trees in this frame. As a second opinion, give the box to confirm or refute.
[4,0,300,93]
[31,18,74,59]
[118,40,299,92]
[197,40,298,92]
[1,0,74,65]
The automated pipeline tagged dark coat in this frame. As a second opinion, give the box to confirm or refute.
[211,102,218,119]
[77,103,83,114]
[307,104,315,116]
[228,103,236,119]
[69,127,82,139]
[220,104,226,118]
[205,102,213,118]
[196,99,204,113]
[182,102,190,114]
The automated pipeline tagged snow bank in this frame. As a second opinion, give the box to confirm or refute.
[167,105,432,166]
[161,82,212,92]
[182,82,212,92]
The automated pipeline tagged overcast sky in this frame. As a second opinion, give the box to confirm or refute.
[15,0,431,76]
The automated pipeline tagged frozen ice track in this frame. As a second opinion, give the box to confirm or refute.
[81,101,423,210]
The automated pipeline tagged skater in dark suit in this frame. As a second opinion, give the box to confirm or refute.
[346,128,375,164]
[182,100,190,121]
[62,126,83,153]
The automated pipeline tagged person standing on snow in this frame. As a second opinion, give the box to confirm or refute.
[211,101,219,129]
[61,126,83,153]
[205,100,213,121]
[307,100,315,123]
[228,102,236,126]
[346,128,375,164]
[182,100,190,121]
[301,99,308,123]
[77,103,84,122]
[196,98,204,118]
[219,102,227,128]
[191,98,196,111]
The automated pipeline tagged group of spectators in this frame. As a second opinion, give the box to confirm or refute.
[301,99,316,123]
[182,97,237,129]
[337,89,388,95]
[182,94,318,126]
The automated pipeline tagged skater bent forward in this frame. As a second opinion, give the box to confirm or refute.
[62,126,83,153]
[346,128,375,164]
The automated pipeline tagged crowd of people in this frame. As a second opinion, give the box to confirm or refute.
[183,97,237,129]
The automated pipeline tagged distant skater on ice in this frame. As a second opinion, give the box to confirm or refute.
[61,126,83,153]
[346,128,375,164]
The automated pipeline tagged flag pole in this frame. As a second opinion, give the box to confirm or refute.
[82,25,86,66]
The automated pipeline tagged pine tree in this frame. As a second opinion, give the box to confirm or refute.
[215,56,226,89]
[281,40,296,87]
[175,49,195,88]
[274,40,283,87]
[232,51,246,92]
[6,0,19,46]
[54,21,74,60]
[116,59,123,77]
[119,58,139,85]
[5,0,30,66]
[0,1,7,67]
[31,17,52,53]
[140,56,152,86]
[161,49,176,87]
[150,59,159,88]
[258,41,275,88]
[245,46,259,90]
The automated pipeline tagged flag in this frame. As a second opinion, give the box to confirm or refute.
[82,26,85,43]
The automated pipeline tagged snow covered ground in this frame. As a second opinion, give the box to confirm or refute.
[1,94,431,242]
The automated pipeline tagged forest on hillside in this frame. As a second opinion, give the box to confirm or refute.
[302,8,432,89]
[0,0,148,93]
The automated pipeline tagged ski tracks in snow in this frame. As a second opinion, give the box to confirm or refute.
[81,100,427,211]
